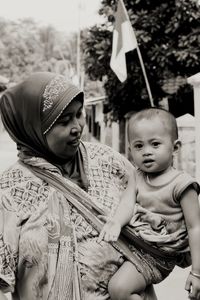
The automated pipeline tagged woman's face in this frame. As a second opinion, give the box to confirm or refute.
[46,99,85,160]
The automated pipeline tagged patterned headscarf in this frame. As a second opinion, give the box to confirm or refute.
[0,72,84,163]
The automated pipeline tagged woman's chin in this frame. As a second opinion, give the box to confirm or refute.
[60,148,79,161]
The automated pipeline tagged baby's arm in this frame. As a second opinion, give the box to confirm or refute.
[98,166,136,242]
[180,186,200,299]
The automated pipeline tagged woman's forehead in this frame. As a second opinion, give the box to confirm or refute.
[60,99,83,116]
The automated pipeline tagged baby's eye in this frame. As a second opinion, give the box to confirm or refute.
[134,144,143,150]
[152,142,160,147]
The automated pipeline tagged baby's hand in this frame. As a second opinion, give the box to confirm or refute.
[185,271,200,299]
[97,216,121,243]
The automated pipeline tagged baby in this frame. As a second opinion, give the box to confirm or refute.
[98,108,200,300]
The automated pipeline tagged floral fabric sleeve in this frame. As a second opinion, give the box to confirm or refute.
[0,193,20,293]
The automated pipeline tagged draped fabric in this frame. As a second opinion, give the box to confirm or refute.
[19,147,160,299]
[0,141,159,299]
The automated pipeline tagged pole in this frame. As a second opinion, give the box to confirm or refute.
[187,73,200,183]
[77,0,81,87]
[120,0,154,107]
[136,46,154,107]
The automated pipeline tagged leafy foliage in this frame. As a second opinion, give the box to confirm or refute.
[82,0,200,119]
[0,18,78,84]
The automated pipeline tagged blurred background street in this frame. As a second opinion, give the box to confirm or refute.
[0,130,17,172]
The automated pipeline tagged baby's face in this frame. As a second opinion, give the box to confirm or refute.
[129,118,175,174]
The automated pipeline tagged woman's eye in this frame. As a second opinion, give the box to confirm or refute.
[59,117,70,125]
[77,110,83,118]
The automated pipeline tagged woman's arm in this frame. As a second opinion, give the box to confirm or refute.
[0,201,19,296]
[180,186,200,299]
[98,165,136,242]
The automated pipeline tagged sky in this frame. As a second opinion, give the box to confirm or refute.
[0,0,103,33]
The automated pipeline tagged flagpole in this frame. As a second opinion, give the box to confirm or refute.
[77,0,81,88]
[121,0,154,107]
[136,46,154,107]
[111,0,154,107]
[119,0,130,19]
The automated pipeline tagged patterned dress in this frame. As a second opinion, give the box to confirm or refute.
[0,142,131,300]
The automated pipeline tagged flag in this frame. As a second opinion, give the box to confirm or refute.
[110,0,138,82]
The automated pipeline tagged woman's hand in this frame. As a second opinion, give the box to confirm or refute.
[97,216,121,243]
[185,272,200,299]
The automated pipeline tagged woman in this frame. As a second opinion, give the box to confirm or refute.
[0,72,156,300]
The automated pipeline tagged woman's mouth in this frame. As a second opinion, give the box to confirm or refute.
[68,138,80,147]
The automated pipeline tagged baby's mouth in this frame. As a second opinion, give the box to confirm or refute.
[143,159,154,167]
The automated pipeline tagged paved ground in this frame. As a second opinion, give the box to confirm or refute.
[0,131,191,299]
[155,266,190,300]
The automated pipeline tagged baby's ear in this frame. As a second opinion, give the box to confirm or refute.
[173,139,182,154]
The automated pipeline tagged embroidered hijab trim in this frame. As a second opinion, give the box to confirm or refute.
[43,75,69,112]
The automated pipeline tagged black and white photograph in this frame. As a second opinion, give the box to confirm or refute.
[0,0,200,299]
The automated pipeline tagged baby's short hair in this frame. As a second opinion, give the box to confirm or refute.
[128,108,178,142]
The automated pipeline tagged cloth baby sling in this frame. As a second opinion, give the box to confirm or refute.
[27,164,158,300]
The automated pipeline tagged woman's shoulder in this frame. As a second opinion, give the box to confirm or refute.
[0,160,50,216]
[1,160,33,176]
[83,141,115,153]
[83,141,131,163]
[0,160,43,191]
[82,141,134,175]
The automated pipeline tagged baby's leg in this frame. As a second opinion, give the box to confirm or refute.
[108,260,147,300]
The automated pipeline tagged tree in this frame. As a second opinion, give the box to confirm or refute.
[82,0,200,119]
[0,18,78,84]
[0,18,104,100]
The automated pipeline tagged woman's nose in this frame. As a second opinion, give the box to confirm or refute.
[71,127,80,135]
[71,119,82,135]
